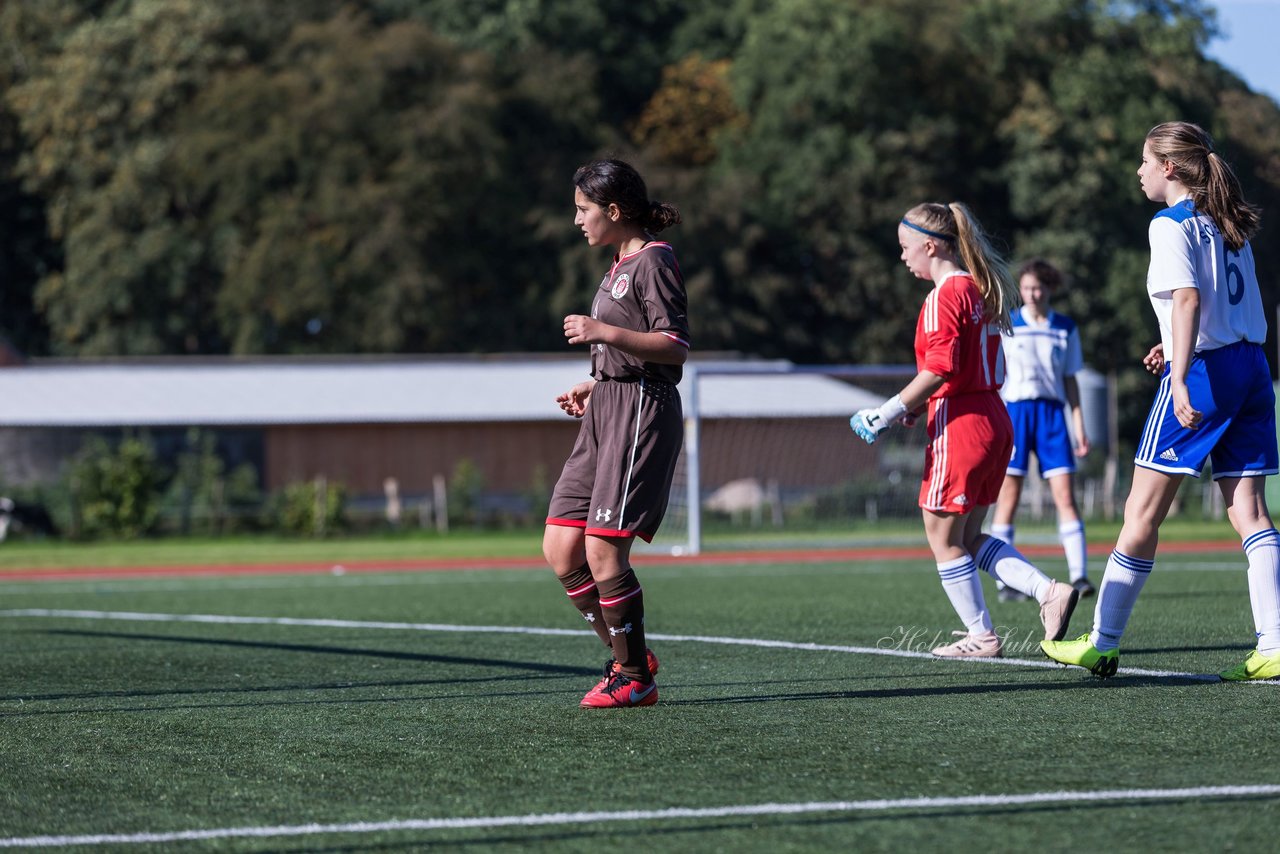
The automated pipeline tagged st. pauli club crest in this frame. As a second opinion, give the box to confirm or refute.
[610,273,631,299]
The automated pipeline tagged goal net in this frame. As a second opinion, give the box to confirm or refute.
[640,363,924,555]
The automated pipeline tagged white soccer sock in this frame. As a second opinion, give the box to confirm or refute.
[1059,520,1088,582]
[1243,529,1280,655]
[990,523,1015,544]
[989,525,1015,590]
[937,556,992,635]
[974,536,1053,602]
[1090,551,1153,651]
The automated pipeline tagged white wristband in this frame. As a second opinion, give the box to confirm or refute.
[877,394,908,425]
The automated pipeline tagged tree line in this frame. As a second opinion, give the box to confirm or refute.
[2,0,1279,439]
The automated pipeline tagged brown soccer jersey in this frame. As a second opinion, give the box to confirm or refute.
[589,242,690,384]
[547,240,690,541]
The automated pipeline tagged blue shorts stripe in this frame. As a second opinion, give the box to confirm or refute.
[1137,375,1173,464]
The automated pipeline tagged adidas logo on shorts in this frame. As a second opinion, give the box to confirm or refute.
[1159,448,1179,462]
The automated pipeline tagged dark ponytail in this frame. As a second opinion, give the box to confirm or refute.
[574,159,681,234]
[645,200,682,233]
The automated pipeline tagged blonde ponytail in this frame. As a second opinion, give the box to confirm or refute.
[948,202,1017,334]
[901,202,1016,334]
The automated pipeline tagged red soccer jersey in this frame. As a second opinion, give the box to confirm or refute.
[914,271,1005,399]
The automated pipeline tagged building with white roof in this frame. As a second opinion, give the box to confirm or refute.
[0,356,889,508]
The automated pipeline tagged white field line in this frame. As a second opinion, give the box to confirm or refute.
[0,608,1269,685]
[2,785,1279,848]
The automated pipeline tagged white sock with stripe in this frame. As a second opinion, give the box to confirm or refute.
[989,525,1014,591]
[1090,551,1153,651]
[974,536,1053,602]
[936,556,992,635]
[1058,520,1088,582]
[1243,528,1280,656]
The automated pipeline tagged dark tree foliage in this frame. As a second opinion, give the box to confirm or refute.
[1,0,1278,436]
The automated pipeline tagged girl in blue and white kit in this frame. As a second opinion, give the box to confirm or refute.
[1042,121,1280,681]
[991,258,1094,600]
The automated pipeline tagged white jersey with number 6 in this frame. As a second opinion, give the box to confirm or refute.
[1146,195,1266,355]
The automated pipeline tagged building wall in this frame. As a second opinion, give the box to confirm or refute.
[263,417,881,499]
[263,421,579,497]
[3,417,889,504]
[0,428,87,486]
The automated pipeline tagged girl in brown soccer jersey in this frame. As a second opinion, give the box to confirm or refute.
[544,159,689,708]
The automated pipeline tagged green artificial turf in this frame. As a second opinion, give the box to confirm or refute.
[1,548,1276,851]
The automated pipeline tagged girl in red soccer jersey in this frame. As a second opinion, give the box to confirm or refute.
[543,159,690,707]
[851,203,1078,657]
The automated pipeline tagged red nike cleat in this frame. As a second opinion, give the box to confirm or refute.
[590,648,660,692]
[580,672,658,709]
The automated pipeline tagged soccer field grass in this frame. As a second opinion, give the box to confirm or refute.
[2,547,1278,851]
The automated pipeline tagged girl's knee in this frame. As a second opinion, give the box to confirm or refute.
[543,528,586,576]
[584,538,631,580]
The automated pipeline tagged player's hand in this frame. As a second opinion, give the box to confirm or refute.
[555,381,595,418]
[901,410,921,428]
[850,409,890,445]
[1143,343,1166,376]
[1075,435,1091,457]
[1171,382,1202,430]
[564,315,604,346]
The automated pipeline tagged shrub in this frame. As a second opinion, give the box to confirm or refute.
[272,478,347,537]
[67,435,165,539]
[163,428,263,534]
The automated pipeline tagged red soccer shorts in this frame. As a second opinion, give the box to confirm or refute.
[919,391,1012,514]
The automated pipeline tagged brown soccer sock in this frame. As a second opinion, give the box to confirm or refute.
[598,569,651,682]
[558,563,611,647]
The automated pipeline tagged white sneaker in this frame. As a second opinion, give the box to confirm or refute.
[1039,580,1080,642]
[932,630,1002,658]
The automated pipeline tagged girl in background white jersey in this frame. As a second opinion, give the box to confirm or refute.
[991,259,1094,600]
[1042,122,1280,681]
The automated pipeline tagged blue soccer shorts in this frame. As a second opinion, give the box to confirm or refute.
[1006,398,1076,479]
[1135,340,1279,479]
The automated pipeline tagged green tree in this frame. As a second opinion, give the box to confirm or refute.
[0,0,107,356]
[5,2,603,356]
[175,11,552,353]
[4,0,1279,452]
[393,0,686,125]
[659,0,1279,440]
[5,0,351,355]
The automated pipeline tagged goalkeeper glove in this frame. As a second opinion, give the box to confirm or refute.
[850,395,908,445]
